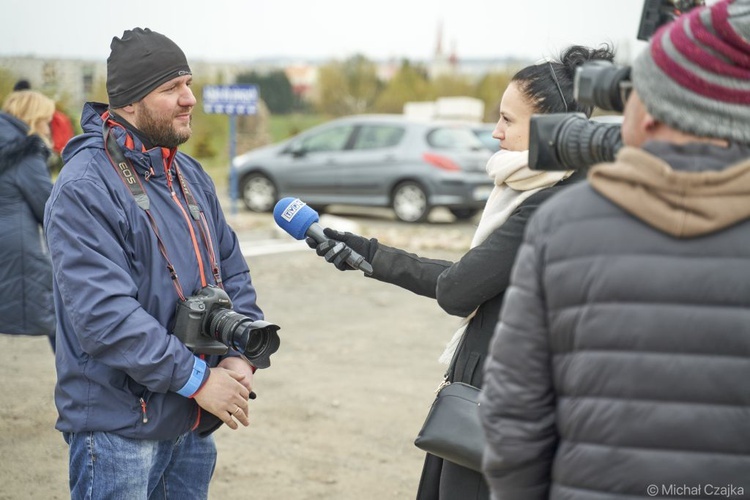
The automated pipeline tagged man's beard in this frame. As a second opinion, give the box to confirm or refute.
[136,104,192,148]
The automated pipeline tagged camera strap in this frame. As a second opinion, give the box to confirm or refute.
[171,161,223,288]
[102,119,223,300]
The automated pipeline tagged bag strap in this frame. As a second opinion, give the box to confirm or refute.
[440,328,470,388]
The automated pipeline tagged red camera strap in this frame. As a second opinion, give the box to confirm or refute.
[102,121,222,299]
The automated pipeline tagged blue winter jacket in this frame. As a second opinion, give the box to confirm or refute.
[44,102,263,439]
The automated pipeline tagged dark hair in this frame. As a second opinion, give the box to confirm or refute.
[13,79,31,92]
[512,44,615,118]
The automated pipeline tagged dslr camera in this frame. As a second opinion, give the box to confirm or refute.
[528,0,705,171]
[173,285,280,369]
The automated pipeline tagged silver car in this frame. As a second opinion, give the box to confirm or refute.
[232,114,494,222]
[472,123,501,152]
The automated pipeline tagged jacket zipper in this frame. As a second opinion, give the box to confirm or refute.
[139,397,149,424]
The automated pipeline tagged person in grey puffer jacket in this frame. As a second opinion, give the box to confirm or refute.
[479,1,750,499]
[0,90,56,350]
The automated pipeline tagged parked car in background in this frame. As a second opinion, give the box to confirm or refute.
[472,123,500,152]
[232,114,494,222]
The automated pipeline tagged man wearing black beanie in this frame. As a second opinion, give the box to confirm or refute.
[44,28,270,499]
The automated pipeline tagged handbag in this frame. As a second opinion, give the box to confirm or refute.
[414,381,484,472]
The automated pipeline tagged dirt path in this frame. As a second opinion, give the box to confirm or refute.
[0,214,472,500]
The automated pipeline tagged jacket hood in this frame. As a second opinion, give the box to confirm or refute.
[62,102,110,164]
[64,102,177,179]
[0,112,26,147]
[589,142,750,238]
[0,113,49,174]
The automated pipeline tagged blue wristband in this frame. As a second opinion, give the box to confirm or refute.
[177,356,208,397]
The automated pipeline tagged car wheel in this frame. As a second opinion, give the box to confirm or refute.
[449,208,480,220]
[392,181,430,223]
[240,173,277,213]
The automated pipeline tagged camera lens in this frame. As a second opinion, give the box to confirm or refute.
[528,113,622,171]
[557,118,622,169]
[208,309,280,368]
[209,309,251,351]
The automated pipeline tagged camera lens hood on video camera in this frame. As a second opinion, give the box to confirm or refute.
[528,113,622,171]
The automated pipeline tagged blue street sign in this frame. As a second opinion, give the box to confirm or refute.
[202,84,259,115]
[201,84,260,215]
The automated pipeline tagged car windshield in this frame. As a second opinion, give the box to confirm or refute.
[427,127,485,150]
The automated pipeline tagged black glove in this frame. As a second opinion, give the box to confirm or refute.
[305,228,378,272]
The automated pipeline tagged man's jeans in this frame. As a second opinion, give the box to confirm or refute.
[64,431,217,499]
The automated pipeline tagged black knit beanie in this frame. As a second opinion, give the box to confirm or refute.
[107,28,192,108]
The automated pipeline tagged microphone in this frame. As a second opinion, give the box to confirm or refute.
[273,197,374,274]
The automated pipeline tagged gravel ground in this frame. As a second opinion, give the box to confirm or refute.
[0,205,479,500]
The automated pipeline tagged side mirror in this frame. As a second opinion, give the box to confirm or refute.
[289,142,307,158]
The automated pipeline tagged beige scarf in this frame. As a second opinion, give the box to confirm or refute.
[590,147,750,237]
[438,150,573,364]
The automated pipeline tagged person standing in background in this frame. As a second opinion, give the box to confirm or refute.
[13,79,75,170]
[0,90,56,352]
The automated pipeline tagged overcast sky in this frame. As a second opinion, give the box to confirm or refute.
[0,1,716,64]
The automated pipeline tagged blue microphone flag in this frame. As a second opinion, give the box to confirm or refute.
[273,197,319,240]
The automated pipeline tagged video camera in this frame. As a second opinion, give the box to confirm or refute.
[637,0,706,40]
[528,0,705,171]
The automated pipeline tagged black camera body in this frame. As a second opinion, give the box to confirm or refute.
[173,285,280,368]
[528,0,704,171]
[638,0,705,40]
[575,61,632,113]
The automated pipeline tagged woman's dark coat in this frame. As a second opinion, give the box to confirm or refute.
[367,172,584,499]
[0,112,54,337]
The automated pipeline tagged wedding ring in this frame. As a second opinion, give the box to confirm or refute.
[233,407,241,416]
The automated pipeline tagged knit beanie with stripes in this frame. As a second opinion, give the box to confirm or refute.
[632,0,750,143]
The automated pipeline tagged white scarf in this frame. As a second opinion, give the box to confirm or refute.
[438,150,573,364]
